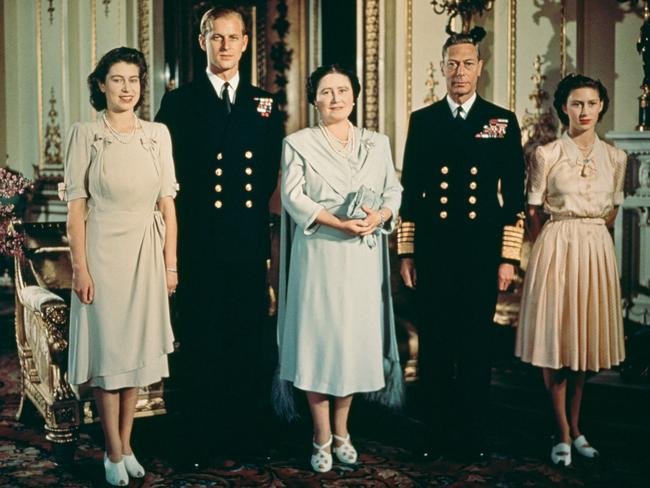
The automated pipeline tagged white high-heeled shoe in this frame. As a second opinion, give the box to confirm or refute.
[550,441,572,467]
[310,435,333,473]
[123,452,146,478]
[103,452,128,486]
[573,435,599,458]
[333,433,358,464]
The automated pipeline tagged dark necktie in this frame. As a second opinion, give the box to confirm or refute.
[455,106,465,122]
[222,82,232,115]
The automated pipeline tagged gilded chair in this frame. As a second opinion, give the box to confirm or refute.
[12,221,166,456]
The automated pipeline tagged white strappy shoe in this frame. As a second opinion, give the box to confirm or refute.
[573,435,600,458]
[310,435,333,473]
[123,452,146,478]
[103,452,128,486]
[550,441,572,467]
[333,433,358,464]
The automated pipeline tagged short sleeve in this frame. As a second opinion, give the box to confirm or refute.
[527,145,549,206]
[62,123,91,201]
[157,124,179,200]
[613,148,627,205]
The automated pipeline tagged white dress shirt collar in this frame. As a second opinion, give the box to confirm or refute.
[446,92,477,119]
[206,69,240,104]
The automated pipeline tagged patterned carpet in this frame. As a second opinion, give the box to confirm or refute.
[1,345,648,488]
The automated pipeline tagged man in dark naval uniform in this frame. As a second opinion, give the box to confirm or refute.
[398,32,525,461]
[155,6,283,465]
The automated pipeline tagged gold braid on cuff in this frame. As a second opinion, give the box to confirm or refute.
[501,212,525,261]
[397,221,415,256]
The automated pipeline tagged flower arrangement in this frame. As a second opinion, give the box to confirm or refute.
[0,167,32,256]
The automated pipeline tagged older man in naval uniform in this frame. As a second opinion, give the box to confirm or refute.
[398,31,525,461]
[155,6,283,466]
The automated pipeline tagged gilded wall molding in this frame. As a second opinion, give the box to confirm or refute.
[44,88,63,166]
[560,0,567,79]
[37,0,45,167]
[406,0,412,118]
[137,0,151,120]
[103,0,112,17]
[48,0,55,25]
[91,0,97,72]
[363,0,380,131]
[507,0,516,111]
[423,62,439,105]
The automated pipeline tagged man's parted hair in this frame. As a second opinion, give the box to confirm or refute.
[200,5,249,36]
[441,27,486,60]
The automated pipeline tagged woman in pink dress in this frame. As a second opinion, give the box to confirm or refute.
[516,74,626,467]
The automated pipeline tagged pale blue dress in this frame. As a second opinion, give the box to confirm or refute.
[278,126,402,398]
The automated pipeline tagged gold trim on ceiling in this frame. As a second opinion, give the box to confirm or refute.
[507,0,516,111]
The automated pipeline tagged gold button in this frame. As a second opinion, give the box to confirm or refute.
[245,200,253,208]
[440,181,449,190]
[244,150,253,159]
[440,196,448,204]
[245,183,253,192]
[421,191,427,198]
[470,166,478,175]
[440,211,448,219]
[214,200,223,208]
[468,196,477,204]
[441,166,449,174]
[216,153,223,160]
[215,168,223,176]
[245,167,253,175]
[215,184,223,192]
[469,211,477,219]
[469,181,477,190]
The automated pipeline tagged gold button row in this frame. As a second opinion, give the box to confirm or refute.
[214,199,254,209]
[215,183,253,192]
[216,151,254,160]
[439,211,478,219]
[214,167,254,176]
[439,166,478,175]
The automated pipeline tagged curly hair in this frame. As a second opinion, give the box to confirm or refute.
[553,73,609,126]
[307,64,361,105]
[87,47,148,111]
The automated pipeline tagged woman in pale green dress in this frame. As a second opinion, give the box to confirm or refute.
[277,64,403,473]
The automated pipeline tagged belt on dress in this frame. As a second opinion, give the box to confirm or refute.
[549,215,605,225]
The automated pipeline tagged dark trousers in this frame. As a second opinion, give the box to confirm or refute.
[414,228,500,447]
[171,258,275,453]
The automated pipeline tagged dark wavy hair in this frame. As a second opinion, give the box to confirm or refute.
[553,74,609,126]
[307,64,361,105]
[87,47,148,111]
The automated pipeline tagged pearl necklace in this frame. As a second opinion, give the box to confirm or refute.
[319,121,355,158]
[103,112,139,144]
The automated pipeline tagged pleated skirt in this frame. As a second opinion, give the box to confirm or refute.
[515,218,625,372]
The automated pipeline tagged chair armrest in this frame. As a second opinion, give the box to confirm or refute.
[19,285,69,354]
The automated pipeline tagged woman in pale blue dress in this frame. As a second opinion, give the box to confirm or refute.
[276,64,403,473]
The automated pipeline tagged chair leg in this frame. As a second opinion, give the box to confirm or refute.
[15,370,26,421]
